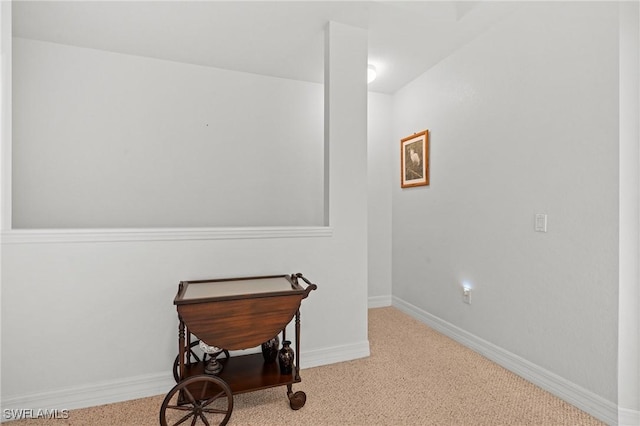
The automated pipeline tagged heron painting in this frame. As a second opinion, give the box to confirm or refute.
[401,130,429,188]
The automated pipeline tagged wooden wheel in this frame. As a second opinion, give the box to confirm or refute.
[288,390,307,410]
[160,375,233,426]
[173,340,230,382]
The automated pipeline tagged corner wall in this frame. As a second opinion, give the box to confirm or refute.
[368,92,393,307]
[392,2,619,422]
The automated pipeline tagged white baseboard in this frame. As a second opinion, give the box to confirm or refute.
[619,406,640,426]
[392,296,619,426]
[0,341,370,420]
[301,340,371,369]
[1,371,175,418]
[368,295,392,309]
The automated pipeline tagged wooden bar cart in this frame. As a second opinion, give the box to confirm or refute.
[160,273,317,426]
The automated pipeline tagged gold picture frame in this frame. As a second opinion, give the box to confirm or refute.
[401,129,429,188]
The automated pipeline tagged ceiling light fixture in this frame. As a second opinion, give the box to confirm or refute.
[367,64,377,84]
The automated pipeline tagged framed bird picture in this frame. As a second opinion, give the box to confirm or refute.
[400,129,429,188]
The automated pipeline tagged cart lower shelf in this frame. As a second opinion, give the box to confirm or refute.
[181,352,301,394]
[161,353,306,426]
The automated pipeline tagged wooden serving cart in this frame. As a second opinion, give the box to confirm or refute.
[160,273,317,426]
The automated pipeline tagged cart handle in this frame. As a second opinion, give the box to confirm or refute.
[293,273,317,298]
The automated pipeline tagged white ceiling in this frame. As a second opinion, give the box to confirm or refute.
[12,1,520,94]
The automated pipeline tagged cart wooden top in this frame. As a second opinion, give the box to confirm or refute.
[173,274,317,350]
[174,274,313,305]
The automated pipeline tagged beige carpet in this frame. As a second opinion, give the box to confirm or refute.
[10,307,604,425]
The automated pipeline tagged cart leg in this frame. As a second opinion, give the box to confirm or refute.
[178,319,185,383]
[294,310,301,381]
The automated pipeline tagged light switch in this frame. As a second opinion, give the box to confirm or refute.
[535,214,547,232]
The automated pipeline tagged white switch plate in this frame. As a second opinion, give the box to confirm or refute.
[535,214,547,232]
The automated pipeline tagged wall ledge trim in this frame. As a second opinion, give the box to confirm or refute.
[0,226,333,244]
[392,296,619,426]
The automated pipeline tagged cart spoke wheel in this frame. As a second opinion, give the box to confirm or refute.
[165,405,193,411]
[202,408,230,415]
[202,391,227,410]
[173,341,208,382]
[160,375,233,426]
[173,412,196,426]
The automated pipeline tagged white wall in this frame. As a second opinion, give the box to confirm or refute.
[12,38,324,228]
[392,1,619,417]
[1,22,370,410]
[367,92,393,306]
[1,237,332,397]
[0,0,9,414]
[618,1,640,424]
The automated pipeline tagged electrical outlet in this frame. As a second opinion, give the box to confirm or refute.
[535,214,547,232]
[463,287,471,304]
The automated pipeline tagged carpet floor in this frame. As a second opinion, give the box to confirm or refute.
[10,307,604,425]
